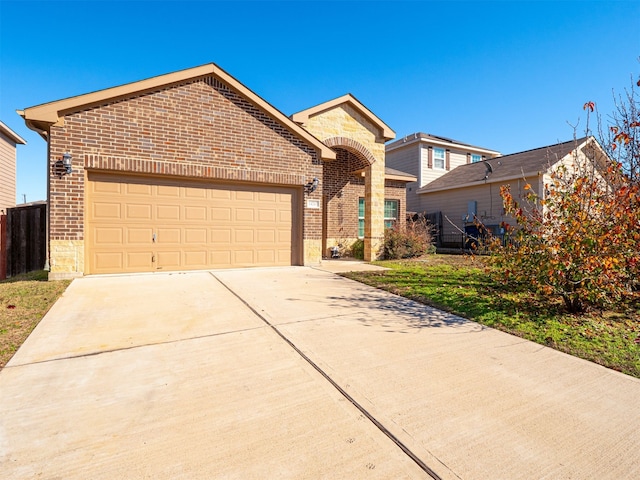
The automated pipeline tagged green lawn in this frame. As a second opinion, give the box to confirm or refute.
[0,271,70,369]
[343,255,640,378]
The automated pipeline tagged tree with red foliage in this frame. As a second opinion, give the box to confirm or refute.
[490,83,640,313]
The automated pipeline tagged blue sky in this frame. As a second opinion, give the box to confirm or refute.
[1,0,639,203]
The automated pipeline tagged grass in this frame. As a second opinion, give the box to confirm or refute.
[343,255,640,378]
[0,271,70,369]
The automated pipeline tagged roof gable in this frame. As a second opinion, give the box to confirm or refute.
[0,121,26,145]
[291,94,395,142]
[386,132,500,156]
[18,63,335,161]
[418,137,589,194]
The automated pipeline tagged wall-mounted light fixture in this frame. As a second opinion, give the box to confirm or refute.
[305,177,319,194]
[62,152,73,175]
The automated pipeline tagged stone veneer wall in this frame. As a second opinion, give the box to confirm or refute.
[295,104,387,261]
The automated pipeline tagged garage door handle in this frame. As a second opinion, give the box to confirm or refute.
[152,233,156,243]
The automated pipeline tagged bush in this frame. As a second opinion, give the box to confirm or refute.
[350,239,364,260]
[383,218,433,260]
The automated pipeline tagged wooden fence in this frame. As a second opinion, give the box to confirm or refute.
[5,202,47,277]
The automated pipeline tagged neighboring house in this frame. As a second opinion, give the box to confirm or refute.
[386,132,501,213]
[18,64,414,279]
[415,136,605,243]
[0,121,26,214]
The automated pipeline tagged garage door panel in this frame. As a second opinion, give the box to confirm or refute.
[257,230,276,243]
[235,191,255,201]
[235,208,254,221]
[127,228,152,245]
[126,184,153,196]
[157,205,181,221]
[87,173,296,274]
[92,181,121,194]
[94,227,123,245]
[185,229,207,244]
[184,251,207,267]
[257,250,276,263]
[235,230,255,243]
[211,207,231,221]
[157,228,181,244]
[185,206,207,221]
[94,252,124,270]
[258,209,277,222]
[278,229,291,243]
[157,251,181,269]
[210,189,232,200]
[234,250,255,264]
[157,185,181,197]
[127,252,153,269]
[93,202,121,220]
[185,187,207,199]
[210,251,231,265]
[210,228,232,243]
[126,204,152,220]
[278,249,291,263]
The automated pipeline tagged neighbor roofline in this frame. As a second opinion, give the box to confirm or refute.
[291,93,396,142]
[18,63,336,160]
[386,133,500,156]
[0,120,26,145]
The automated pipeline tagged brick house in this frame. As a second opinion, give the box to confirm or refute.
[19,64,414,279]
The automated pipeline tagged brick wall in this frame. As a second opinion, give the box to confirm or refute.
[48,76,323,271]
[322,148,408,256]
[323,148,368,242]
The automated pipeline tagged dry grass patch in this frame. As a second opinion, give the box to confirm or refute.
[0,271,70,368]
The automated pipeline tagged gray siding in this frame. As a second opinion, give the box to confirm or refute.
[386,142,421,212]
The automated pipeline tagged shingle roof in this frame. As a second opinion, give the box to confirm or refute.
[384,166,416,182]
[418,137,588,193]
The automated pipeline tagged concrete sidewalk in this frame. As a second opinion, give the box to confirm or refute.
[1,267,639,479]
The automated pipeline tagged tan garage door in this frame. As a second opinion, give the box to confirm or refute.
[86,173,299,274]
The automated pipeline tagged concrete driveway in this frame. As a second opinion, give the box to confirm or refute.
[1,267,639,479]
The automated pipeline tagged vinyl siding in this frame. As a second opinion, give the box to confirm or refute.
[416,176,539,232]
[385,142,421,212]
[0,133,17,213]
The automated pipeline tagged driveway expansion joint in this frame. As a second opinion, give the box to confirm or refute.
[210,271,443,480]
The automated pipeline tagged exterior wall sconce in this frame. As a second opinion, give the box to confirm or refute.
[305,177,319,194]
[62,152,73,175]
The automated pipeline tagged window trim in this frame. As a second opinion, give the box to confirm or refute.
[359,198,399,238]
[471,153,482,163]
[433,147,445,169]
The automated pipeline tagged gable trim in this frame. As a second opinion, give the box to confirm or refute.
[18,63,336,161]
[292,94,395,142]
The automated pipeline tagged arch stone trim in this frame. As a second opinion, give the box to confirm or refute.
[323,136,376,166]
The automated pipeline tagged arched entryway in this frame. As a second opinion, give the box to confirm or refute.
[291,94,395,261]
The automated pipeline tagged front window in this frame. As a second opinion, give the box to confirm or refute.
[358,198,365,238]
[359,198,399,237]
[384,200,399,229]
[471,154,482,163]
[433,148,445,169]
